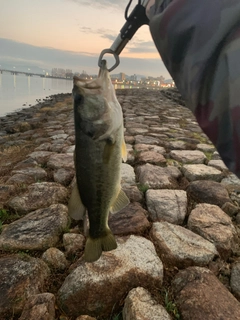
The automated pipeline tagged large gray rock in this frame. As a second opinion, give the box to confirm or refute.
[121,163,136,187]
[172,266,240,320]
[0,204,69,251]
[127,128,149,135]
[221,173,240,192]
[122,185,144,203]
[146,189,187,224]
[63,233,85,257]
[123,287,171,320]
[57,235,163,318]
[196,143,215,152]
[186,180,231,207]
[6,165,48,185]
[28,151,55,165]
[136,150,166,166]
[221,201,240,217]
[8,182,68,214]
[168,140,186,150]
[5,173,37,186]
[51,133,68,140]
[0,255,50,318]
[182,164,223,182]
[135,135,159,145]
[53,168,74,186]
[150,221,218,268]
[11,166,47,181]
[126,143,135,163]
[134,143,166,155]
[208,159,228,171]
[109,202,150,236]
[170,150,206,164]
[47,153,74,170]
[41,247,69,270]
[230,262,240,299]
[136,163,181,189]
[35,143,52,151]
[188,203,237,259]
[212,150,221,160]
[19,293,55,320]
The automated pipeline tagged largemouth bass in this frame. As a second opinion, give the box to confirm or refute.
[68,60,129,262]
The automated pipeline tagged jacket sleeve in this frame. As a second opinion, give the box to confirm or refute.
[149,0,240,177]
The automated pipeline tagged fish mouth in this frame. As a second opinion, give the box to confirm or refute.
[99,59,107,69]
[73,59,110,91]
[98,59,108,78]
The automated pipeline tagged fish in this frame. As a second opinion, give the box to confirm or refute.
[68,60,129,262]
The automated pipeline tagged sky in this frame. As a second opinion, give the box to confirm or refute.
[0,0,170,78]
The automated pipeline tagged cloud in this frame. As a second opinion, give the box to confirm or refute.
[0,38,170,78]
[77,27,156,52]
[127,40,157,53]
[66,0,129,11]
[0,38,98,73]
[78,26,116,41]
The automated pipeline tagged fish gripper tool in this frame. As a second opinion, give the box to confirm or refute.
[98,0,150,72]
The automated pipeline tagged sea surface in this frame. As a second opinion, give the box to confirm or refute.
[0,72,73,117]
[0,72,156,117]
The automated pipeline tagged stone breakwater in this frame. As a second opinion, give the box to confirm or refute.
[0,89,240,320]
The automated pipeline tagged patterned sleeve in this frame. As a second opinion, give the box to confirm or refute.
[148,0,240,177]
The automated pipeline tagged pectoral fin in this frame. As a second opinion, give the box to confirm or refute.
[68,183,86,220]
[110,189,130,214]
[102,136,115,163]
[121,138,127,162]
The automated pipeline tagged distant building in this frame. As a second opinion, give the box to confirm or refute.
[163,79,175,87]
[78,70,91,80]
[119,72,125,81]
[51,68,66,78]
[130,74,137,81]
[58,68,66,78]
[52,68,58,77]
[66,69,73,79]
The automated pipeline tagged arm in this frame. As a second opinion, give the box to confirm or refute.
[148,0,240,177]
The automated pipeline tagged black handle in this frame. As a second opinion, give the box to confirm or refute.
[120,4,149,41]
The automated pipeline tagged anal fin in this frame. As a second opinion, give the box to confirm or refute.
[110,189,129,214]
[68,183,86,220]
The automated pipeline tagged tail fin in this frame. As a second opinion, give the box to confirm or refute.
[84,231,117,262]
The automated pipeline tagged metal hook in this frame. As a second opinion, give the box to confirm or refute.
[98,49,120,72]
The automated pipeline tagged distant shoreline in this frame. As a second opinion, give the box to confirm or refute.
[0,93,72,135]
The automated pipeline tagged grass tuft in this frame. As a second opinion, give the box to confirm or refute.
[164,289,181,319]
[137,183,149,193]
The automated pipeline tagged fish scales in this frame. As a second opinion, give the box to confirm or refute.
[68,61,129,262]
[74,115,122,237]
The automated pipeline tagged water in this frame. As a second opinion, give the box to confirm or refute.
[0,73,159,118]
[0,72,73,117]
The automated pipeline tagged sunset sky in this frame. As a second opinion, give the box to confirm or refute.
[0,0,170,77]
